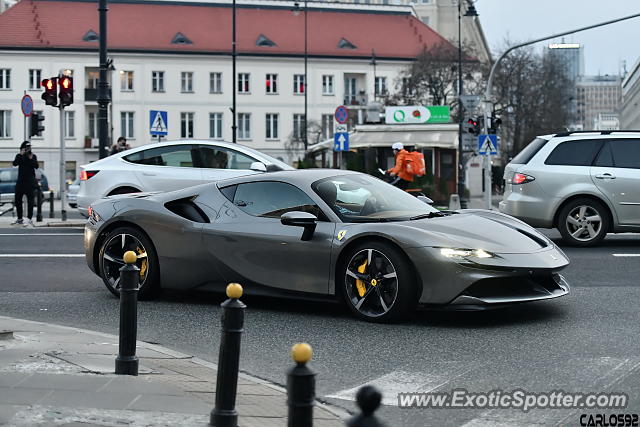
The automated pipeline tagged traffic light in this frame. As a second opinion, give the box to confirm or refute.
[58,76,74,107]
[41,78,58,106]
[465,117,482,136]
[488,116,502,134]
[29,112,45,137]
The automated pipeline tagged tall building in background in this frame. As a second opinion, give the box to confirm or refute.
[576,75,622,130]
[621,58,640,129]
[546,43,584,129]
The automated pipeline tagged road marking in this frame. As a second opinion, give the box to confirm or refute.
[0,233,83,236]
[612,254,640,257]
[0,254,84,257]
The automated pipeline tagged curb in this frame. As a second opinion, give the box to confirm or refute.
[0,315,352,420]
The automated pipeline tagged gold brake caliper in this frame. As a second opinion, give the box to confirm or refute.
[355,259,368,297]
[137,247,148,278]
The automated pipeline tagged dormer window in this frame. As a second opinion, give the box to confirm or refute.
[256,34,276,47]
[338,38,357,49]
[82,30,99,42]
[171,32,193,45]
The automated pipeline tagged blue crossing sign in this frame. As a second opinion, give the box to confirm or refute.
[478,134,498,155]
[334,132,349,151]
[150,110,168,136]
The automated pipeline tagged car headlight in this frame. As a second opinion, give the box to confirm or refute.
[440,248,494,259]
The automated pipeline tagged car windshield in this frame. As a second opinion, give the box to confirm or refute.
[312,174,439,222]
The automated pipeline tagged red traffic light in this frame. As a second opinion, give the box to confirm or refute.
[58,76,74,107]
[60,77,72,89]
[41,78,58,106]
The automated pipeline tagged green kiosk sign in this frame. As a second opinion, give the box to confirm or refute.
[385,106,450,124]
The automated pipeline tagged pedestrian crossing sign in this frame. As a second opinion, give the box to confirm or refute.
[478,134,498,155]
[150,110,168,136]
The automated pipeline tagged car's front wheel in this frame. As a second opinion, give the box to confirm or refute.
[557,198,610,247]
[98,226,160,299]
[340,241,418,322]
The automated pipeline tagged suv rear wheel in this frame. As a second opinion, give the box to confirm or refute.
[557,198,610,247]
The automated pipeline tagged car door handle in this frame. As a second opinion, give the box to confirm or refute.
[595,173,616,179]
[142,172,156,176]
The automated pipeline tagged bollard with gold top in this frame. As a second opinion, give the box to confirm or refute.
[287,343,316,427]
[115,250,140,376]
[210,283,246,427]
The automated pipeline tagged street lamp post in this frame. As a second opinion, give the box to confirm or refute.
[370,50,377,100]
[97,0,110,159]
[231,0,237,143]
[304,0,308,151]
[457,0,477,209]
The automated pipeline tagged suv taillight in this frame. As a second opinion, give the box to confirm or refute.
[512,173,535,185]
[80,170,99,181]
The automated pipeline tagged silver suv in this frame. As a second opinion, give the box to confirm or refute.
[499,131,640,246]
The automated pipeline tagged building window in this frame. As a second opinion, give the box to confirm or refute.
[86,71,99,89]
[266,74,278,94]
[265,113,279,140]
[293,114,305,141]
[64,111,75,138]
[293,74,305,94]
[0,69,10,90]
[375,76,387,96]
[0,110,10,138]
[29,69,41,90]
[120,112,134,139]
[88,112,97,139]
[421,17,430,25]
[322,75,334,95]
[210,72,222,93]
[152,71,165,92]
[120,71,134,91]
[181,72,194,93]
[321,114,334,140]
[209,112,223,139]
[181,112,194,138]
[238,73,250,93]
[402,77,415,96]
[238,113,251,139]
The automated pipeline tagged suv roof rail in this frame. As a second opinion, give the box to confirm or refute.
[553,130,640,137]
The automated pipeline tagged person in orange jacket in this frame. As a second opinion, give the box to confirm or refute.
[387,142,413,190]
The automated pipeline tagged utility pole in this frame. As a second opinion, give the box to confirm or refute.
[231,0,237,143]
[97,0,111,159]
[482,11,640,209]
[303,0,308,151]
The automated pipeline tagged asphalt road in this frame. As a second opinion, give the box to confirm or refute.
[1,227,639,426]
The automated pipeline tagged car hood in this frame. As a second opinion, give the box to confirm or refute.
[397,211,551,254]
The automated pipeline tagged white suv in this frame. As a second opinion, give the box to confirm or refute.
[499,131,640,246]
[76,140,293,217]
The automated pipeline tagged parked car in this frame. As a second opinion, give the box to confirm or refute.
[0,167,50,204]
[67,178,80,208]
[76,140,294,217]
[85,169,569,322]
[499,131,640,246]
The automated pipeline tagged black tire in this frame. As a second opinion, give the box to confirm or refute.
[98,226,160,299]
[557,198,610,247]
[339,241,418,322]
[108,187,140,196]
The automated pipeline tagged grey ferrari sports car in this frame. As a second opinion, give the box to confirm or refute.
[84,169,570,322]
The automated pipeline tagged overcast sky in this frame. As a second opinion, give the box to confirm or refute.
[475,0,639,76]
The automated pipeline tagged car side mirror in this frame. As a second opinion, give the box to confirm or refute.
[249,161,267,172]
[417,195,434,205]
[281,211,317,241]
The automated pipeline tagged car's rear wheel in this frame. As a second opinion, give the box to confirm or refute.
[340,241,417,322]
[98,226,160,299]
[557,198,610,247]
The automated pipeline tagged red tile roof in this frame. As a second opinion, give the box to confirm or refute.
[0,0,453,59]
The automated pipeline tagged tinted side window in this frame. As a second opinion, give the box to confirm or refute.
[232,182,322,218]
[609,140,640,169]
[544,140,603,166]
[0,169,16,182]
[198,146,256,170]
[594,142,613,167]
[511,138,547,164]
[124,145,196,167]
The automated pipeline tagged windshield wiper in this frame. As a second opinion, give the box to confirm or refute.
[409,212,446,220]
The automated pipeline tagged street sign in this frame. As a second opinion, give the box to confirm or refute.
[459,95,481,112]
[334,122,348,134]
[478,134,498,155]
[385,106,450,124]
[150,110,168,136]
[335,105,349,124]
[334,132,349,151]
[21,94,33,117]
[462,133,476,152]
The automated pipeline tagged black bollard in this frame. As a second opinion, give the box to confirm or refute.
[287,343,315,427]
[48,191,54,219]
[36,189,43,222]
[210,283,246,427]
[115,250,140,376]
[346,386,387,427]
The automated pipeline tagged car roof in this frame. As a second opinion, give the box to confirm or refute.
[216,168,362,187]
[545,130,640,140]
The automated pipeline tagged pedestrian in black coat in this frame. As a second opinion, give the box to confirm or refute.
[12,141,39,227]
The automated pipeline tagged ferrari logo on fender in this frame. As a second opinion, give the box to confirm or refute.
[337,230,347,241]
[370,279,378,287]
